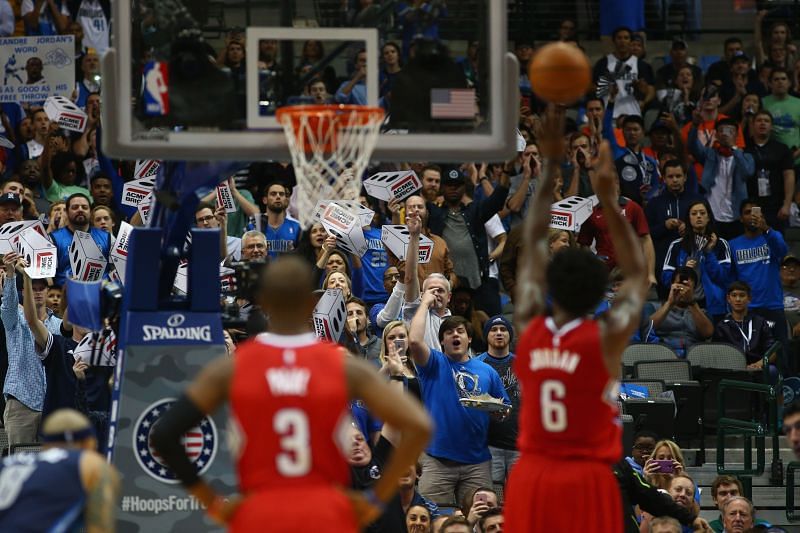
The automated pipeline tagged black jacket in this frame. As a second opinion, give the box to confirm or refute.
[614,460,696,533]
[426,185,509,280]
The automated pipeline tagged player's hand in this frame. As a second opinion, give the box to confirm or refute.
[207,494,243,526]
[347,490,383,527]
[593,141,617,205]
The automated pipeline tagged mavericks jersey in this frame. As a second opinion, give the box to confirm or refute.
[230,332,351,493]
[0,448,86,532]
[262,217,301,259]
[514,316,621,464]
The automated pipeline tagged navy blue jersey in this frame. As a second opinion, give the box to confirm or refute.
[0,448,86,532]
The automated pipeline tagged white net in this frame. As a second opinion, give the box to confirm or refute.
[276,105,385,228]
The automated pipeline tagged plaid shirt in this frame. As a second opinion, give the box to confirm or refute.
[1,276,62,411]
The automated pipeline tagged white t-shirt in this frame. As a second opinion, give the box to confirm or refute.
[484,214,506,280]
[708,155,735,222]
[74,0,109,56]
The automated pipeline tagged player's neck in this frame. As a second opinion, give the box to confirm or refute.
[552,308,579,328]
[268,320,313,336]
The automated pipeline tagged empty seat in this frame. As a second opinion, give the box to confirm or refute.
[686,343,747,370]
[634,359,692,382]
[623,344,678,377]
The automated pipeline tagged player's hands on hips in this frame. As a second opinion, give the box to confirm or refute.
[347,490,383,527]
[207,494,243,526]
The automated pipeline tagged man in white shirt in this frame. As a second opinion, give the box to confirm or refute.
[592,26,655,118]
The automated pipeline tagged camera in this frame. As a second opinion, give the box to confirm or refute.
[221,260,267,329]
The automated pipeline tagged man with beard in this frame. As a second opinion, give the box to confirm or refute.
[421,165,442,204]
[260,182,300,259]
[475,316,520,495]
[50,193,110,287]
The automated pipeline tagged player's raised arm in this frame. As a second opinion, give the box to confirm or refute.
[514,105,565,329]
[595,141,649,369]
[345,357,432,521]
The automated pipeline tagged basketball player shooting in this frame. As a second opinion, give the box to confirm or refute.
[151,256,432,531]
[503,106,649,533]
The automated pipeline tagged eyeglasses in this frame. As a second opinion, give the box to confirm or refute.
[196,215,215,223]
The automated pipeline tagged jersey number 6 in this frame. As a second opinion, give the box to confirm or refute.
[541,380,567,432]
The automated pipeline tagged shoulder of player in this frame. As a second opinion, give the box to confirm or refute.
[79,449,117,490]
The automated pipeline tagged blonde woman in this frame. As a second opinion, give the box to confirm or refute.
[379,320,420,400]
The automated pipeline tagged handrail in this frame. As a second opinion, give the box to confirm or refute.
[787,462,800,521]
[716,378,777,477]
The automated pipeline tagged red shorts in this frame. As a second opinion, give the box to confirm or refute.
[229,486,358,533]
[505,455,622,533]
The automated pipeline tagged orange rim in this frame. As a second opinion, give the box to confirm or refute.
[276,104,385,128]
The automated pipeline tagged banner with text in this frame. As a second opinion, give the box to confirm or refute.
[0,35,74,103]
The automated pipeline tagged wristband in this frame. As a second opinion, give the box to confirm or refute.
[364,489,386,512]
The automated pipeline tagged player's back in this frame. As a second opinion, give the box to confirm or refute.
[514,316,621,463]
[0,448,86,532]
[230,331,351,493]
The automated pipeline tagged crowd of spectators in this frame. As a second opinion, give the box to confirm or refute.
[2,0,800,531]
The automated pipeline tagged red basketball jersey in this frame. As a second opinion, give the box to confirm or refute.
[230,332,351,493]
[514,316,621,464]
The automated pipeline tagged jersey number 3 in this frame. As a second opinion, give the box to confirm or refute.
[274,408,311,477]
[541,380,567,432]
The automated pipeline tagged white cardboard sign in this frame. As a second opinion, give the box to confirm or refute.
[364,170,422,202]
[312,199,374,228]
[109,222,133,285]
[68,230,107,282]
[216,182,237,213]
[44,95,87,133]
[313,288,346,342]
[381,225,434,264]
[320,203,368,257]
[134,160,161,180]
[549,196,594,232]
[16,226,56,278]
[121,177,156,207]
[0,220,47,254]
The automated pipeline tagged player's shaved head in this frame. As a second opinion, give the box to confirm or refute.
[258,256,317,332]
[41,408,97,450]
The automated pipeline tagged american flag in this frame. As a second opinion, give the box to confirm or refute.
[430,88,476,119]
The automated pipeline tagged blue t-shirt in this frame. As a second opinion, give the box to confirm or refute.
[729,230,787,310]
[50,226,111,287]
[361,226,388,305]
[417,349,509,464]
[263,217,302,259]
[0,448,86,531]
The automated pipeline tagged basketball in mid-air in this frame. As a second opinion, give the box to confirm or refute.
[527,42,592,105]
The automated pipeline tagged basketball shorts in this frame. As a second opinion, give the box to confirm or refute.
[229,486,358,533]
[505,455,622,533]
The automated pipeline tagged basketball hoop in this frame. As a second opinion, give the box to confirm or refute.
[275,104,385,228]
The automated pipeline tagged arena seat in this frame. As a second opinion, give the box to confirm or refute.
[623,343,679,377]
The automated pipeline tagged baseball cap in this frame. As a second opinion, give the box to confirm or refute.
[732,50,750,62]
[483,315,514,344]
[0,193,22,207]
[783,255,800,267]
[441,167,466,185]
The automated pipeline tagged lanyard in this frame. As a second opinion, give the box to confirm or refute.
[732,319,753,352]
[627,148,649,181]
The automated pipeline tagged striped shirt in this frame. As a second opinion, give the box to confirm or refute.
[1,276,62,411]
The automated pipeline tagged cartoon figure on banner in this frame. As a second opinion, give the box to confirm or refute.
[4,54,22,85]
